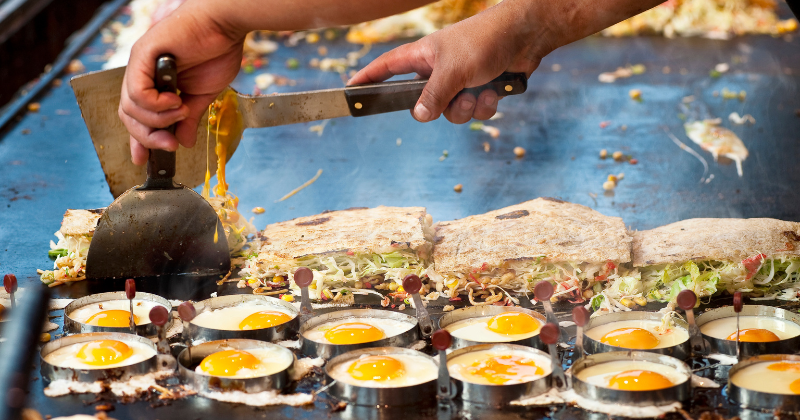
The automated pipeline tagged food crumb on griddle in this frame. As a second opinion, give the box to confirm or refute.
[453,184,463,193]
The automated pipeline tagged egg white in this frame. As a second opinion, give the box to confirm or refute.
[576,360,688,389]
[194,347,294,379]
[329,353,437,388]
[44,339,156,370]
[191,302,295,331]
[69,300,165,326]
[447,349,551,385]
[731,361,800,395]
[700,316,800,340]
[586,319,689,349]
[303,317,415,344]
[445,313,543,343]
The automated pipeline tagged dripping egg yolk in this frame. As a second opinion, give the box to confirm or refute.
[324,323,385,344]
[76,340,133,366]
[347,355,404,381]
[199,350,261,377]
[85,310,140,328]
[466,355,544,385]
[487,312,540,335]
[238,311,292,330]
[726,328,780,342]
[600,328,660,349]
[607,370,673,391]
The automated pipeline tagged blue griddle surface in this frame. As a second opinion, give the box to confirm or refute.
[1,6,800,419]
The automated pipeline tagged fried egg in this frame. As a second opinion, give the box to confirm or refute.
[303,317,414,345]
[576,360,687,391]
[731,360,800,395]
[194,347,293,379]
[586,320,689,350]
[700,316,800,342]
[445,311,543,343]
[44,339,156,369]
[69,300,165,327]
[447,348,551,385]
[191,302,295,331]
[328,353,437,388]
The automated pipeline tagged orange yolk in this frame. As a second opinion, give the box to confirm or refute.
[726,328,780,342]
[238,311,292,330]
[607,370,674,391]
[324,323,385,345]
[767,362,800,394]
[76,340,133,366]
[199,349,261,377]
[85,310,140,327]
[487,312,540,335]
[466,355,544,385]
[600,327,660,349]
[347,355,404,381]
[768,361,800,373]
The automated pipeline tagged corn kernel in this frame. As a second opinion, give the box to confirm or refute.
[603,180,616,191]
[599,149,608,159]
[306,32,320,44]
[607,174,618,183]
[513,146,526,158]
[274,275,285,283]
[634,296,648,307]
[40,333,51,342]
[252,207,265,214]
[322,289,334,300]
[617,172,625,180]
[397,286,405,293]
[454,184,463,193]
[628,89,642,100]
[281,294,294,302]
[620,298,634,308]
[389,283,399,291]
[612,151,623,161]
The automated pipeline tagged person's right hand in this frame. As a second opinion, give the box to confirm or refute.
[118,0,246,165]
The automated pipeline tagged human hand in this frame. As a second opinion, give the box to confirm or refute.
[118,1,245,165]
[348,0,556,124]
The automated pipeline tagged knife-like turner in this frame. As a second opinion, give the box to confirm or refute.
[71,68,527,197]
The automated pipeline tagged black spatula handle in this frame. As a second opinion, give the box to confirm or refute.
[344,72,526,117]
[144,54,178,189]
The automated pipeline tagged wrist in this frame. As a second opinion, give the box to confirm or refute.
[186,0,250,42]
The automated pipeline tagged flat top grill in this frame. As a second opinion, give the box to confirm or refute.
[2,2,800,419]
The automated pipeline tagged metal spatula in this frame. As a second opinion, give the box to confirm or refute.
[85,54,230,290]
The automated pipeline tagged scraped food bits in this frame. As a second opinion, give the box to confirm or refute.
[454,184,463,193]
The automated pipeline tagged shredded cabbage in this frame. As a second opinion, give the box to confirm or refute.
[238,251,427,299]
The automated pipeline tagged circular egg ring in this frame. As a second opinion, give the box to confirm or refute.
[178,339,294,394]
[696,305,800,357]
[40,332,158,383]
[325,347,438,407]
[447,343,552,407]
[728,354,800,412]
[64,291,173,337]
[300,309,419,359]
[583,311,691,360]
[184,295,299,343]
[571,351,692,407]
[437,305,548,351]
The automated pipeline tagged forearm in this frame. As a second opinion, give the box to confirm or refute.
[186,0,434,39]
[520,0,665,50]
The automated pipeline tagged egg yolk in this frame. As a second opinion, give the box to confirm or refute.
[347,355,404,381]
[487,312,540,335]
[324,323,385,344]
[607,370,674,391]
[600,328,660,349]
[85,310,140,327]
[75,340,133,366]
[726,328,780,342]
[238,311,292,330]
[199,349,261,377]
[466,355,544,385]
[768,361,800,372]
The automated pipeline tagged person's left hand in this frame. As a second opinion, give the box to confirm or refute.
[347,0,556,124]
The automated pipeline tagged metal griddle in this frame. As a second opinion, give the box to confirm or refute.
[1,1,800,419]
